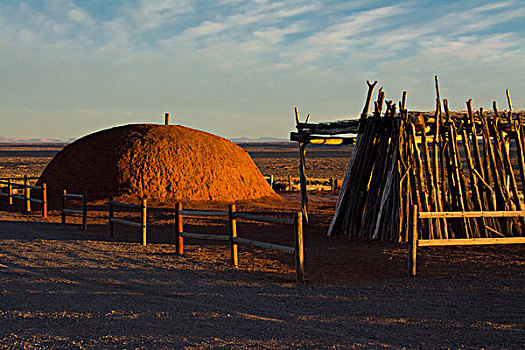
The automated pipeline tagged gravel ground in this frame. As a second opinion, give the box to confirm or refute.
[1,211,524,349]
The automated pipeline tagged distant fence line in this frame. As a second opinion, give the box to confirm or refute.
[263,174,341,191]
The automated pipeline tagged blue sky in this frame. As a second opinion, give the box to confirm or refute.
[1,0,525,140]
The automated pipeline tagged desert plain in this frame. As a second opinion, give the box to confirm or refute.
[0,142,523,349]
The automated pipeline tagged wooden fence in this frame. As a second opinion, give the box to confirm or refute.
[408,205,525,276]
[175,203,304,282]
[174,203,230,254]
[61,190,87,230]
[0,176,47,218]
[108,197,147,246]
[230,204,304,282]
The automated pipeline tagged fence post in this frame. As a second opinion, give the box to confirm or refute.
[7,179,12,205]
[408,204,418,277]
[141,199,147,246]
[175,203,183,255]
[288,174,293,191]
[41,183,47,218]
[61,190,67,224]
[294,211,304,283]
[82,191,87,231]
[24,176,30,212]
[229,204,238,267]
[108,196,114,238]
[269,175,274,188]
[165,112,170,125]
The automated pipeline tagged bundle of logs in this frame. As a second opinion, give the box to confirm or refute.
[329,78,525,241]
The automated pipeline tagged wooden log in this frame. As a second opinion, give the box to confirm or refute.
[7,179,12,205]
[24,176,30,212]
[408,205,418,277]
[361,80,378,117]
[108,196,113,238]
[176,203,183,254]
[233,237,295,254]
[444,100,469,237]
[233,212,294,225]
[179,232,229,241]
[299,142,309,223]
[460,128,486,237]
[62,190,67,224]
[418,237,525,246]
[110,218,142,228]
[141,199,147,246]
[409,120,432,238]
[82,191,88,231]
[418,210,525,219]
[294,211,304,283]
[514,121,525,195]
[41,183,47,219]
[432,97,447,238]
[229,204,238,267]
[420,118,440,238]
[179,210,229,217]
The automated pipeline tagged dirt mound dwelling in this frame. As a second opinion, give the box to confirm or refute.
[38,124,278,202]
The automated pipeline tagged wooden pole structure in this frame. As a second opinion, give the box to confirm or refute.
[141,199,147,246]
[24,175,30,212]
[108,196,114,238]
[229,204,238,267]
[175,202,183,255]
[294,211,304,283]
[61,190,67,224]
[7,179,12,205]
[82,191,88,231]
[408,204,418,277]
[269,175,274,189]
[288,174,293,191]
[299,142,309,223]
[165,113,169,125]
[41,183,47,218]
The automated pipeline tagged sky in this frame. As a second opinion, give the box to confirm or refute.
[1,0,525,140]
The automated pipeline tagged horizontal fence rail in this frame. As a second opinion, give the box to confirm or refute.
[408,205,525,276]
[61,190,87,230]
[109,197,147,246]
[0,176,47,218]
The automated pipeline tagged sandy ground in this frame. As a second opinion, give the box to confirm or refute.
[1,197,524,349]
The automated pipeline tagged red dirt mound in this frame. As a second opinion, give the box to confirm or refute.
[38,124,278,203]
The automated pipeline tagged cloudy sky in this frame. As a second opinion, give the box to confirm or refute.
[1,0,524,140]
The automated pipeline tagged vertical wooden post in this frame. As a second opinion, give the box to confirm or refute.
[24,176,30,212]
[408,205,418,277]
[165,112,169,125]
[41,183,47,218]
[175,203,183,255]
[288,174,293,191]
[269,175,274,189]
[294,211,304,283]
[141,199,147,246]
[82,191,88,231]
[61,190,67,224]
[299,143,309,223]
[7,179,12,205]
[229,204,238,267]
[108,196,114,238]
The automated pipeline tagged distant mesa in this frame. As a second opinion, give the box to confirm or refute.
[37,124,278,203]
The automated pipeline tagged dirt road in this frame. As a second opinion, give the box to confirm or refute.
[1,213,524,349]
